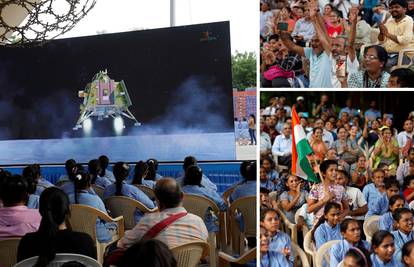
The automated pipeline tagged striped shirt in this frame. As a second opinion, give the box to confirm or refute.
[117,207,208,249]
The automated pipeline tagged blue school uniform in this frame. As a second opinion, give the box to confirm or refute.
[100,169,115,183]
[27,194,39,209]
[176,174,217,192]
[182,184,227,232]
[314,222,342,249]
[363,183,385,216]
[230,180,257,203]
[61,181,96,196]
[268,231,294,265]
[68,190,116,243]
[141,180,156,189]
[367,193,389,217]
[370,254,403,267]
[260,179,274,191]
[34,178,54,196]
[261,250,292,267]
[392,230,414,262]
[103,182,155,223]
[94,176,112,188]
[330,239,371,267]
[379,212,394,232]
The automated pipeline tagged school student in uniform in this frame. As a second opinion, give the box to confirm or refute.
[103,162,156,223]
[329,218,371,267]
[379,195,405,232]
[311,202,342,250]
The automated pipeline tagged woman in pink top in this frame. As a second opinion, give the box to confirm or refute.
[0,174,41,239]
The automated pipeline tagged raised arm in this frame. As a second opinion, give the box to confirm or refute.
[309,0,332,54]
[348,6,358,62]
[279,31,305,57]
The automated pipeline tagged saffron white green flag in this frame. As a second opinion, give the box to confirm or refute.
[291,107,319,183]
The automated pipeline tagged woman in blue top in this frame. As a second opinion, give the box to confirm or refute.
[363,169,386,215]
[371,230,401,267]
[279,175,308,224]
[22,164,53,196]
[260,208,293,266]
[391,208,414,262]
[103,162,156,223]
[379,195,405,232]
[182,165,227,232]
[68,171,116,243]
[131,161,155,189]
[330,218,371,267]
[260,226,290,267]
[312,202,342,250]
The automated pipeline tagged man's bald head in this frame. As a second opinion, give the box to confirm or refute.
[154,178,183,209]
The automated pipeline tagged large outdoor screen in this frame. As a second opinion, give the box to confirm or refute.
[0,21,235,164]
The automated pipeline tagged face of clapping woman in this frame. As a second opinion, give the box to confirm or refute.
[363,47,384,73]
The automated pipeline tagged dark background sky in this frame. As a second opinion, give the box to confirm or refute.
[0,21,233,140]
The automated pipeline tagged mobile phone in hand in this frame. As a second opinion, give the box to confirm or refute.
[277,22,288,31]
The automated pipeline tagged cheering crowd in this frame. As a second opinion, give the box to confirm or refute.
[260,94,414,266]
[260,0,414,87]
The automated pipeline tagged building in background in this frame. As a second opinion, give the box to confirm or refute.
[233,87,256,120]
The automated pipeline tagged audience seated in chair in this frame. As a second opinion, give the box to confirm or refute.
[68,172,117,243]
[117,178,208,250]
[0,174,41,239]
[103,162,155,223]
[181,165,227,232]
[16,187,96,265]
[131,161,156,189]
[176,156,217,192]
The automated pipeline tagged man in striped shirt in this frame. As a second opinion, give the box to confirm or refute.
[117,178,208,249]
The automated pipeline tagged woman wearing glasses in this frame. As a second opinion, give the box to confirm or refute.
[348,45,390,88]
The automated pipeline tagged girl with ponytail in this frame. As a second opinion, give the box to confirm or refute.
[312,202,342,249]
[132,161,156,188]
[69,171,116,243]
[103,162,156,223]
[17,187,96,266]
[88,159,111,188]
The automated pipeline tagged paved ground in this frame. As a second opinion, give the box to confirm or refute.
[236,143,256,160]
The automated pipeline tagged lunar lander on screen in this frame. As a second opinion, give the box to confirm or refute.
[73,70,141,130]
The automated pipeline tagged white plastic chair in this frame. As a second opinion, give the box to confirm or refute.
[14,253,101,267]
[171,241,209,267]
[315,240,340,267]
[363,215,380,243]
[292,242,310,267]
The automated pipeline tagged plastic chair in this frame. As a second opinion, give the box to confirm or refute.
[182,194,221,267]
[363,215,380,243]
[14,253,101,267]
[292,242,310,267]
[279,209,297,244]
[221,185,237,248]
[171,241,209,267]
[303,230,316,265]
[315,240,340,267]
[134,184,155,200]
[91,184,105,200]
[67,204,125,264]
[218,247,256,267]
[391,48,414,71]
[229,196,256,255]
[105,196,157,230]
[0,238,21,267]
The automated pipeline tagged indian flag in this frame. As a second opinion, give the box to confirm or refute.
[291,107,319,183]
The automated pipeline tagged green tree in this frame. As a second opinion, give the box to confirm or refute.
[231,51,256,90]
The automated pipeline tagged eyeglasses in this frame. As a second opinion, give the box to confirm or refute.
[364,54,379,61]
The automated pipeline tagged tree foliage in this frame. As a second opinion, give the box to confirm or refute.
[231,51,256,90]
